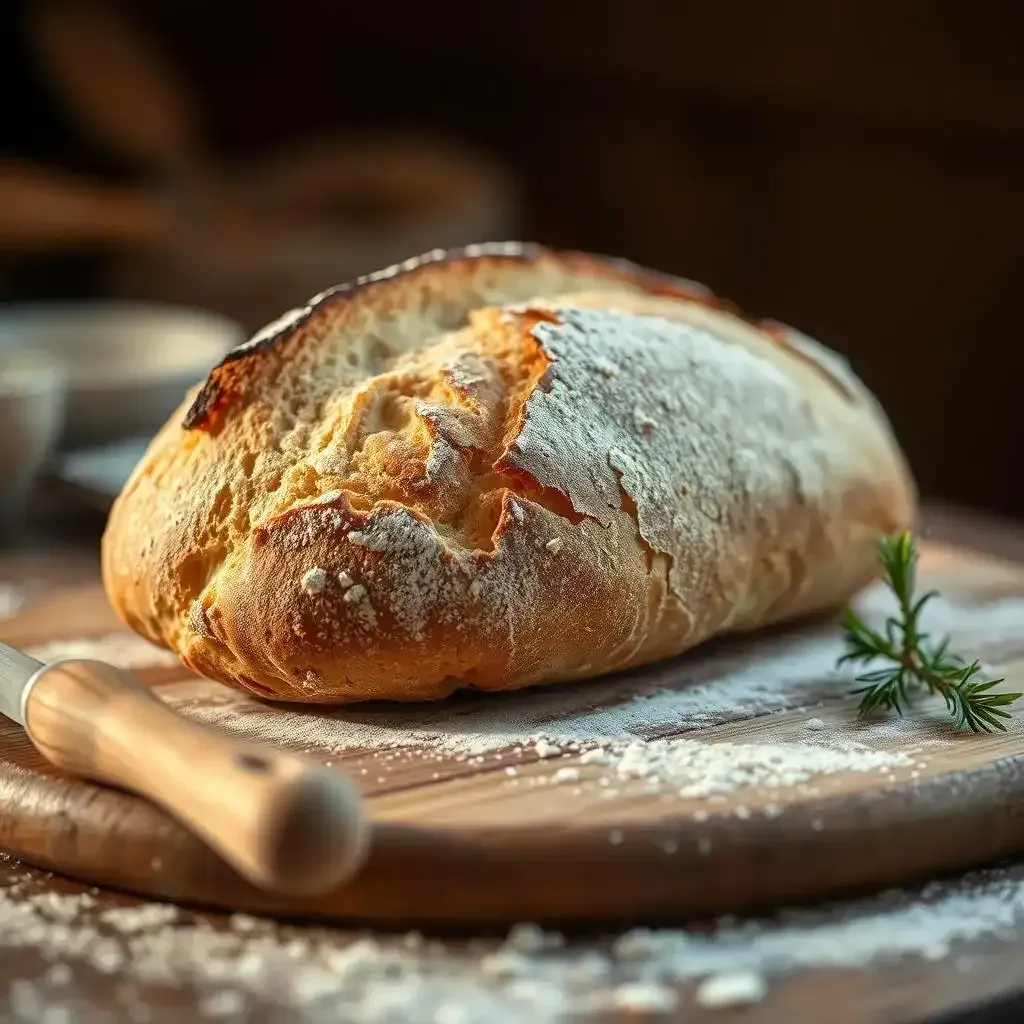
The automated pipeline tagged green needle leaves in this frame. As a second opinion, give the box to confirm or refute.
[838,532,1021,733]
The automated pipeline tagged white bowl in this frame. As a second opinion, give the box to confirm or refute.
[0,349,66,527]
[0,302,245,449]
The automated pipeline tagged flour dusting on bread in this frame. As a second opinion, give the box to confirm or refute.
[503,306,842,631]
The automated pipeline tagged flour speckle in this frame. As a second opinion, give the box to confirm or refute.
[47,963,71,986]
[506,923,552,955]
[277,503,346,553]
[301,567,330,595]
[611,981,678,1014]
[199,989,246,1018]
[695,970,766,1008]
[8,853,1024,1023]
[534,739,562,759]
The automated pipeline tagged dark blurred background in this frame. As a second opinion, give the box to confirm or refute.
[1,0,1023,522]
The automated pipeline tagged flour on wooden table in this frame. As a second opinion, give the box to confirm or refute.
[694,970,767,1008]
[6,855,1024,1022]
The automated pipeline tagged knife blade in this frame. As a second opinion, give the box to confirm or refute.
[0,640,369,895]
[0,641,42,726]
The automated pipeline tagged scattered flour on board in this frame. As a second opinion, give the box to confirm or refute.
[694,970,767,1008]
[6,857,1024,1022]
[164,585,1024,803]
[575,737,913,797]
[169,622,853,759]
[26,634,180,671]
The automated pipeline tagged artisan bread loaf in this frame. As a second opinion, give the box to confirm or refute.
[101,242,916,703]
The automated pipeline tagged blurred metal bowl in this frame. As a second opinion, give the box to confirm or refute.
[0,349,66,528]
[0,302,244,449]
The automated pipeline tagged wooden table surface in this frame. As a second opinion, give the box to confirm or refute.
[4,502,1024,1024]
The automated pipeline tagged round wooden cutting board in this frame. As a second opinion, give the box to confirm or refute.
[2,542,1024,926]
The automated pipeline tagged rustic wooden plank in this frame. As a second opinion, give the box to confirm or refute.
[2,543,1024,925]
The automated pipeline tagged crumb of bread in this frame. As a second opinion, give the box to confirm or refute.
[545,537,564,554]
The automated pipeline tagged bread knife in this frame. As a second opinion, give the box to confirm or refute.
[0,641,369,895]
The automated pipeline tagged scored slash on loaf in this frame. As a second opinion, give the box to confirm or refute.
[101,242,915,704]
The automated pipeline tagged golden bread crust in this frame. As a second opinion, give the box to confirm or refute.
[101,242,916,703]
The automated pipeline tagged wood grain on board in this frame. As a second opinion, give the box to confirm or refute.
[1,542,1024,925]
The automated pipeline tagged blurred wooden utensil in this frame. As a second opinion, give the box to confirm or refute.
[29,0,201,180]
[0,162,173,252]
[27,0,243,233]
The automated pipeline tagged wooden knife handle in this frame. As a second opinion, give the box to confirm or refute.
[22,659,370,896]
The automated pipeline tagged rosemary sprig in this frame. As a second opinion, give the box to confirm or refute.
[838,531,1022,732]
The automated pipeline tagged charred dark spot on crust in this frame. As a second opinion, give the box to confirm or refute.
[184,359,262,431]
[183,298,329,430]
